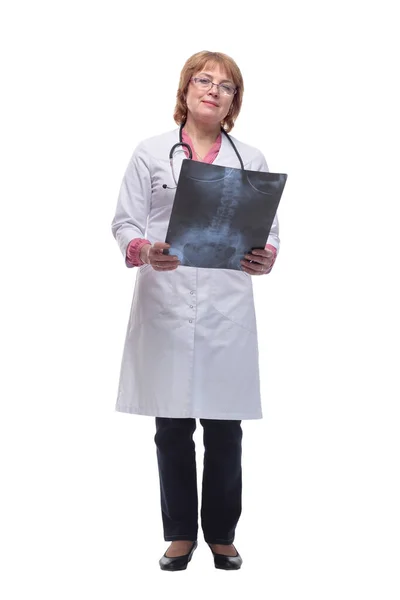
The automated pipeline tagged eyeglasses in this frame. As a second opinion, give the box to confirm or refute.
[191,77,237,97]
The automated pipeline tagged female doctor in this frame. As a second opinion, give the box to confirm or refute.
[111,51,280,571]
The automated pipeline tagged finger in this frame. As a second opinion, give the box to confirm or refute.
[153,265,178,271]
[244,255,269,267]
[244,255,264,265]
[250,249,274,258]
[240,262,263,275]
[241,265,263,276]
[241,260,270,273]
[244,252,269,261]
[152,265,178,273]
[150,251,179,262]
[152,260,180,269]
[152,242,171,249]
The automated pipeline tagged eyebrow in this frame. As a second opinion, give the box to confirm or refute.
[198,72,234,85]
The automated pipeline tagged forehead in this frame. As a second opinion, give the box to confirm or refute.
[195,61,233,81]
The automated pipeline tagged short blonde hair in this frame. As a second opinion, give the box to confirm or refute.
[173,51,244,133]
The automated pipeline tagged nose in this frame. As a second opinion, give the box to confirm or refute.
[208,82,220,96]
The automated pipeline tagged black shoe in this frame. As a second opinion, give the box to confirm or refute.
[159,541,198,571]
[207,543,243,570]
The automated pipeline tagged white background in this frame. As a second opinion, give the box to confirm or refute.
[1,0,399,598]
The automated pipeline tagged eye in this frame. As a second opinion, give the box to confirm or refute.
[198,77,211,84]
[221,84,234,93]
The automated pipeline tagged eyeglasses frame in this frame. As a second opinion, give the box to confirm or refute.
[190,76,237,97]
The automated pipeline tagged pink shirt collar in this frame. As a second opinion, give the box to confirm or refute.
[181,129,222,164]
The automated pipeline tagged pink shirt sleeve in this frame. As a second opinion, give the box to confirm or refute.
[126,238,151,267]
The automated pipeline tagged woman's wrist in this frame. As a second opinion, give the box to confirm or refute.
[139,243,152,264]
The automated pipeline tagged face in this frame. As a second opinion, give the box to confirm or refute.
[185,63,235,125]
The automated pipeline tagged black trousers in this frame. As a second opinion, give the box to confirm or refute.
[154,417,242,544]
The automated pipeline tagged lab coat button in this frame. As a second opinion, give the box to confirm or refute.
[190,291,195,295]
[190,305,193,308]
[189,319,193,323]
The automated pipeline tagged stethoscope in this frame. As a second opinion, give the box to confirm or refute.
[163,122,245,189]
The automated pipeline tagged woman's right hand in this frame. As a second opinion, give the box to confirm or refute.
[140,242,180,271]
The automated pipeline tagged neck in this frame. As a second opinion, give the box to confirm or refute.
[183,114,221,144]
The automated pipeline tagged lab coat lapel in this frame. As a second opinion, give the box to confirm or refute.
[213,130,240,168]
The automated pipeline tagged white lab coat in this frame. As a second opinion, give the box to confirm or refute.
[111,128,280,420]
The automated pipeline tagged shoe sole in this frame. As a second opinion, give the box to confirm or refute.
[214,563,241,570]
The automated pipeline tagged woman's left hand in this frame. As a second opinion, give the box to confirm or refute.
[240,247,276,276]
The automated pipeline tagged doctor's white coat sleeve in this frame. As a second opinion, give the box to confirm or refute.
[250,149,281,254]
[111,143,152,267]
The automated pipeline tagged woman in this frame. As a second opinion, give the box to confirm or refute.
[111,51,280,571]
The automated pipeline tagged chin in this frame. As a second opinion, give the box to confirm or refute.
[196,110,223,124]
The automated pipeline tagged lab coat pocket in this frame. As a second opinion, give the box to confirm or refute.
[132,265,178,326]
[211,270,257,334]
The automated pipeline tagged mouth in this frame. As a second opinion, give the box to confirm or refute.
[202,100,219,107]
